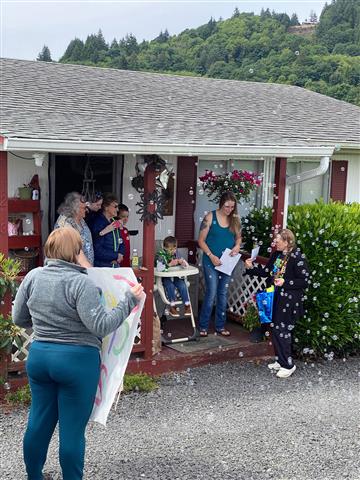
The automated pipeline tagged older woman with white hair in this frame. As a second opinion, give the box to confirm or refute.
[54,192,94,267]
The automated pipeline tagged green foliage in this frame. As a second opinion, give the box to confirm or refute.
[0,253,21,300]
[123,373,159,393]
[58,1,360,106]
[288,201,360,357]
[5,384,31,406]
[242,207,273,256]
[242,303,260,332]
[0,313,23,351]
[241,202,360,356]
[37,45,52,62]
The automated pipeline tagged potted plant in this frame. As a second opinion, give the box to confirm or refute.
[199,169,263,204]
[242,302,265,343]
[18,183,32,200]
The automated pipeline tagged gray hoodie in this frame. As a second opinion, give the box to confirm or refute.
[13,259,138,350]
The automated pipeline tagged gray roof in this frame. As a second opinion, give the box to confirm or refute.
[1,58,359,147]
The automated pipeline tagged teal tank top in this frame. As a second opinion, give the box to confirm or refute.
[203,210,236,268]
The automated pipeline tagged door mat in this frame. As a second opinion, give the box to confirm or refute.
[165,334,238,353]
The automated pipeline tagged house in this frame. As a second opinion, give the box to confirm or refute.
[1,58,359,366]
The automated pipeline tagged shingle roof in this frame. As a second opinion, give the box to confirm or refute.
[1,58,359,147]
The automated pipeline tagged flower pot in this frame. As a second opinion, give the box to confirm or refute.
[18,187,32,200]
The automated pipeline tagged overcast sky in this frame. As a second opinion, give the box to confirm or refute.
[2,0,327,61]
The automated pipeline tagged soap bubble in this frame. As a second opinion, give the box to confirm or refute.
[128,193,134,200]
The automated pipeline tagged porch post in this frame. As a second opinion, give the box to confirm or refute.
[0,151,10,317]
[0,151,8,256]
[272,157,287,234]
[142,163,156,359]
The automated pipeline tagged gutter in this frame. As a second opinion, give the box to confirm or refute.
[1,137,335,158]
[283,154,332,228]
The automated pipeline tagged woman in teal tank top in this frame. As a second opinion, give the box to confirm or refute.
[198,191,242,336]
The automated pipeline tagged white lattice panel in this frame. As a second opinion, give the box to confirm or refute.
[196,248,267,318]
[12,322,143,362]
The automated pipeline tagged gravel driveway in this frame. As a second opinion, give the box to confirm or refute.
[1,358,359,480]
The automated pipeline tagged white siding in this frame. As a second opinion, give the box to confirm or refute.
[7,152,50,240]
[121,154,178,257]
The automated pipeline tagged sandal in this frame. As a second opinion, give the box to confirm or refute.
[216,329,231,337]
[199,330,208,337]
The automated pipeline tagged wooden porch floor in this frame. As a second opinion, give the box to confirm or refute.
[127,319,273,375]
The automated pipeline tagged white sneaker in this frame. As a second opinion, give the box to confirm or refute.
[268,361,281,371]
[276,365,296,378]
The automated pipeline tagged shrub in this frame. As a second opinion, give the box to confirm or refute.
[242,202,360,356]
[288,201,360,357]
[242,206,273,256]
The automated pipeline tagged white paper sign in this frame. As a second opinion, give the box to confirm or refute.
[86,267,145,426]
[215,248,241,276]
[251,245,260,260]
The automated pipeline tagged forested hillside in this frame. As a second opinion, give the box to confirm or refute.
[59,0,360,105]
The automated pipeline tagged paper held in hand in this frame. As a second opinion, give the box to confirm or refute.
[251,245,260,260]
[214,248,242,276]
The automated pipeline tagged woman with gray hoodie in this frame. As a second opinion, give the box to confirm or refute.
[13,227,143,480]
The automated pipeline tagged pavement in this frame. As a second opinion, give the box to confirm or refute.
[0,357,359,480]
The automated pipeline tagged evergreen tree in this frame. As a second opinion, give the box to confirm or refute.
[309,10,318,23]
[290,13,300,26]
[232,7,240,18]
[37,45,52,62]
[60,38,84,62]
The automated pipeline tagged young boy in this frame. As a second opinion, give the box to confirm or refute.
[117,204,131,267]
[155,236,191,317]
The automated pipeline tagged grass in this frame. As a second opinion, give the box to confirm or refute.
[4,373,158,406]
[123,373,159,393]
[5,384,31,406]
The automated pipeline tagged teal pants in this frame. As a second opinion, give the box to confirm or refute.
[24,341,100,480]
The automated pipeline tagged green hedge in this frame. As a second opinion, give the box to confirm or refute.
[243,202,360,356]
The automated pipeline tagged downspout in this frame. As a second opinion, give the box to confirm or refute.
[283,155,332,228]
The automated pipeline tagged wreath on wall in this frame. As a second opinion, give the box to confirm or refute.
[136,190,166,224]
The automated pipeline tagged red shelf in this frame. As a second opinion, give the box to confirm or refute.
[8,198,40,213]
[8,235,41,249]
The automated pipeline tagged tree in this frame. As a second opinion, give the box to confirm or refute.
[60,38,85,62]
[37,45,52,62]
[309,10,318,23]
[232,7,240,18]
[290,13,300,26]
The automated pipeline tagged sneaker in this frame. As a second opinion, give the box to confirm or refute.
[169,306,180,317]
[184,304,192,316]
[268,361,281,371]
[276,365,296,378]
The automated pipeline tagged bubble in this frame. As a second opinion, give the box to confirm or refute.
[24,246,29,252]
[249,68,254,73]
[25,218,31,225]
[128,193,134,200]
[295,50,300,56]
[198,189,204,195]
[4,382,11,390]
[157,122,164,129]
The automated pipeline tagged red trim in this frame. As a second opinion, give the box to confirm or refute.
[272,157,287,233]
[175,156,198,247]
[141,164,156,359]
[0,152,8,257]
[330,160,348,202]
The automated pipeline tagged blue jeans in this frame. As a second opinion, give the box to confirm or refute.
[162,277,189,304]
[199,262,230,332]
[24,341,100,480]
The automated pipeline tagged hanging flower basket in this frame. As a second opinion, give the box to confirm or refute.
[199,169,263,204]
